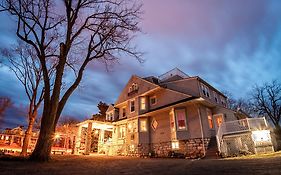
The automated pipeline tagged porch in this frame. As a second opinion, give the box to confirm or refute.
[216,117,274,157]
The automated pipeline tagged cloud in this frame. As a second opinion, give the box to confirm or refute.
[0,0,281,128]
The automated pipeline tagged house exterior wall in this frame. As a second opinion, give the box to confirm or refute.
[212,107,237,122]
[100,71,238,158]
[147,88,189,111]
[163,78,200,97]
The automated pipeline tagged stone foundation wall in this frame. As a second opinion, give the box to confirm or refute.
[111,138,212,158]
[149,138,211,158]
[183,138,210,158]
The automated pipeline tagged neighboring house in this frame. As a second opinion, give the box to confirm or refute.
[75,68,274,158]
[0,125,77,155]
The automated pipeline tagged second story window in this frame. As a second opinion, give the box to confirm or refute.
[130,100,135,113]
[150,96,157,105]
[140,97,146,110]
[122,107,126,118]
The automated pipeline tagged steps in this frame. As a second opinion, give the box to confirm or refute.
[205,137,218,159]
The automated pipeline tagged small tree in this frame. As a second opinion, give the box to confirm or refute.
[92,101,109,121]
[251,80,281,132]
[1,0,142,161]
[1,43,50,156]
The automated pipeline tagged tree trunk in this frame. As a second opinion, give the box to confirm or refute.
[21,116,36,156]
[29,107,56,161]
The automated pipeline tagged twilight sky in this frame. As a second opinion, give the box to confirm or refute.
[0,0,281,129]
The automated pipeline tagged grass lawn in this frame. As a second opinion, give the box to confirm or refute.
[0,152,281,175]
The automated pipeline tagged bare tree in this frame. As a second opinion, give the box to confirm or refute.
[251,80,281,131]
[1,43,50,156]
[1,0,142,161]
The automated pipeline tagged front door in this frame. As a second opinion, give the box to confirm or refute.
[213,114,224,132]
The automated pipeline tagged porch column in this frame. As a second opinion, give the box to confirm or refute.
[74,125,82,154]
[99,130,105,143]
[84,122,93,155]
[98,130,105,154]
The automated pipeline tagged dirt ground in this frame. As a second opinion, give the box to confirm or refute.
[0,153,281,175]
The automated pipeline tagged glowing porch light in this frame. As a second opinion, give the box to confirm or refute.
[94,130,99,135]
[252,130,271,142]
[54,133,60,139]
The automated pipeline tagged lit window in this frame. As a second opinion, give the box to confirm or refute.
[130,100,135,112]
[207,109,213,129]
[140,97,146,110]
[122,107,126,118]
[128,122,133,133]
[175,108,187,130]
[215,115,223,127]
[150,96,156,105]
[140,119,147,132]
[118,125,126,138]
[172,141,179,150]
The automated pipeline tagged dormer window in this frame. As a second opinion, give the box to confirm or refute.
[201,83,210,98]
[221,96,226,107]
[214,92,218,103]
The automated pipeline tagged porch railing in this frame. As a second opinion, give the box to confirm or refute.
[216,117,267,153]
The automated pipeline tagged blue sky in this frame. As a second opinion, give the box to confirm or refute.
[0,0,281,129]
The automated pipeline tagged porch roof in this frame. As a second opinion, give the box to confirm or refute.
[76,120,114,131]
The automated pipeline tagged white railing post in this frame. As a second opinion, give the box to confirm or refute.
[246,118,250,130]
[263,117,268,127]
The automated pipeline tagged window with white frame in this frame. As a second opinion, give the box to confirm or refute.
[140,97,146,110]
[118,125,126,139]
[150,96,157,105]
[130,100,135,112]
[175,108,187,130]
[140,118,147,132]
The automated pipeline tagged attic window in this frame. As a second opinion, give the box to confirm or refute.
[128,83,139,95]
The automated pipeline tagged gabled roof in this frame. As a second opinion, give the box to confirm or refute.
[158,67,189,82]
[114,75,159,105]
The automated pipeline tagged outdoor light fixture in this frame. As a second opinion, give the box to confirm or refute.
[252,130,271,142]
[54,133,60,139]
[94,130,99,135]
